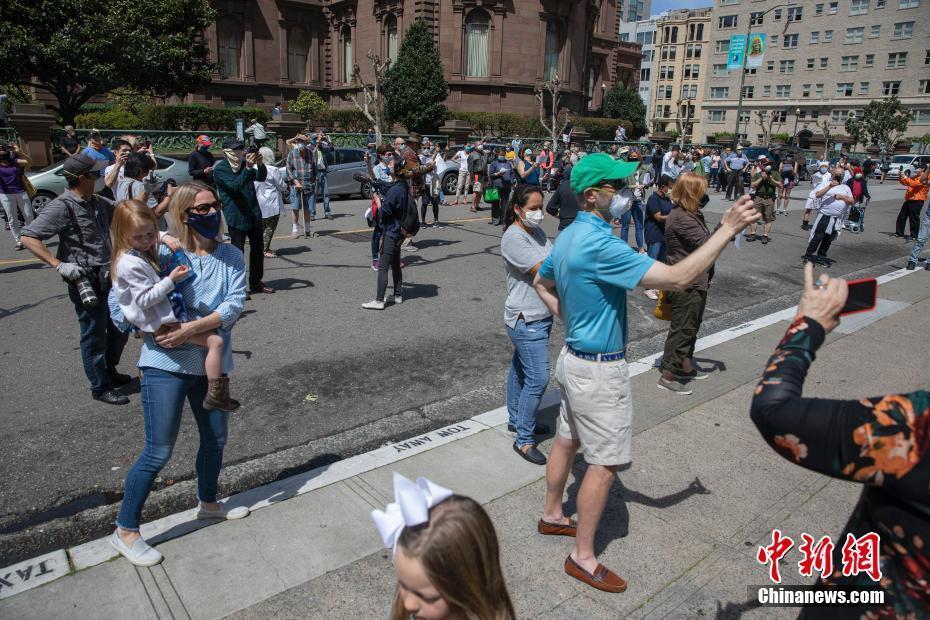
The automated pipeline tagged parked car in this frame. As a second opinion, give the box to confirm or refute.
[873,154,930,180]
[440,143,509,196]
[27,155,193,211]
[276,147,372,202]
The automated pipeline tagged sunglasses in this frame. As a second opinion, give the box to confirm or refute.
[595,180,626,192]
[187,201,219,215]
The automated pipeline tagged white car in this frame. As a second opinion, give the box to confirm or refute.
[875,154,930,180]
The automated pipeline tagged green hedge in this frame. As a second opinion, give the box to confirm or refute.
[76,103,271,131]
[74,109,144,130]
[314,109,370,132]
[446,111,629,142]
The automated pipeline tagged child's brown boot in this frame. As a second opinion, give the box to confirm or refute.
[204,377,240,412]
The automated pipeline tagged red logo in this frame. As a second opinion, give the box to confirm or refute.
[840,532,882,582]
[757,529,795,583]
[798,533,835,579]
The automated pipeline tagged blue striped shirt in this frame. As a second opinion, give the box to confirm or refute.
[109,243,246,375]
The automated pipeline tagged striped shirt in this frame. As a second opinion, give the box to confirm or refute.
[108,243,246,375]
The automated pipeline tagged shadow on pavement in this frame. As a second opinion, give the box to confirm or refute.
[402,283,440,300]
[265,277,314,291]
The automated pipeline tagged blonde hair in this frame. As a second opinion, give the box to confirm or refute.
[110,200,160,281]
[391,496,515,620]
[167,181,224,249]
[670,172,707,213]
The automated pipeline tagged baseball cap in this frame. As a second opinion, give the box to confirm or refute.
[62,153,108,178]
[757,155,767,161]
[570,153,639,194]
[618,146,630,155]
[736,145,744,151]
[196,135,213,147]
[222,137,244,150]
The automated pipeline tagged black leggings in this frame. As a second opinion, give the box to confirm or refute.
[896,200,922,237]
[805,216,837,257]
[376,234,404,301]
[228,225,264,289]
[421,192,439,224]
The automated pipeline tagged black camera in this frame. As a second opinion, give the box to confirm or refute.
[246,145,259,155]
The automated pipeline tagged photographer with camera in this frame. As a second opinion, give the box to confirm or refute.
[0,142,35,250]
[19,154,131,405]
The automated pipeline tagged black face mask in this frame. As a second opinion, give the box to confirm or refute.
[699,194,710,207]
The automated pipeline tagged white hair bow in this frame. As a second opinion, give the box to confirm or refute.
[371,472,454,551]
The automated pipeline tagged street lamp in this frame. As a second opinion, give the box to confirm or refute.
[732,2,792,148]
[792,107,801,146]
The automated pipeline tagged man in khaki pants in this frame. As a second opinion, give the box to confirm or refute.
[533,154,759,593]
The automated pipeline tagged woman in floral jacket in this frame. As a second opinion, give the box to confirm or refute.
[751,263,929,618]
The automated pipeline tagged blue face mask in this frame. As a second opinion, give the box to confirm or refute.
[186,211,221,239]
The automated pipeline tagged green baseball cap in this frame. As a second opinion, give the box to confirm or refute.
[570,153,639,194]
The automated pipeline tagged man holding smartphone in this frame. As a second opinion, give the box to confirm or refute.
[803,171,855,265]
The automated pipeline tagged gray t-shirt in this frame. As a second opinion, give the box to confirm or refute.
[501,224,552,328]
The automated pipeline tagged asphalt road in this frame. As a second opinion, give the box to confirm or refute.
[0,179,921,564]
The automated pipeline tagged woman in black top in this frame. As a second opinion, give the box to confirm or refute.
[751,264,929,618]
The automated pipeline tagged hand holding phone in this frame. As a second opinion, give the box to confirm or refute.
[839,278,877,316]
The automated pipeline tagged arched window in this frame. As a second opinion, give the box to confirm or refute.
[463,10,490,78]
[544,20,561,80]
[384,15,399,62]
[288,27,308,83]
[217,17,242,79]
[341,25,353,84]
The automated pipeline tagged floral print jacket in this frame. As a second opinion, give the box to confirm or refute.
[751,316,930,619]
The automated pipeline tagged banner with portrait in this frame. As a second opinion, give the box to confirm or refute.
[745,34,767,69]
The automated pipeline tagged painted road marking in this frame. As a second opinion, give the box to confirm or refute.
[0,550,69,600]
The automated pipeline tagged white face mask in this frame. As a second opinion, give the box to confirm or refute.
[819,166,828,173]
[609,192,632,220]
[521,209,545,228]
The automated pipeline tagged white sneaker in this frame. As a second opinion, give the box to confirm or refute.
[109,531,164,567]
[387,294,403,305]
[362,300,386,310]
[197,502,250,521]
[291,228,300,239]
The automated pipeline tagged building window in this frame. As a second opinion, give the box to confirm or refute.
[710,86,730,99]
[686,43,702,60]
[837,82,854,96]
[217,17,242,79]
[340,25,353,83]
[802,84,811,97]
[831,110,850,122]
[865,54,874,66]
[713,63,728,77]
[859,82,870,94]
[914,109,930,124]
[829,1,838,13]
[463,9,490,78]
[845,27,864,43]
[774,110,788,123]
[920,80,930,94]
[770,35,779,48]
[740,111,751,124]
[893,21,914,38]
[887,52,907,68]
[764,60,773,71]
[742,85,754,98]
[714,40,729,54]
[544,19,562,80]
[840,55,859,71]
[682,84,698,98]
[815,84,824,97]
[671,26,679,42]
[882,81,901,95]
[784,34,799,48]
[775,85,791,97]
[788,7,803,20]
[926,49,930,65]
[750,11,764,25]
[811,31,820,44]
[821,57,829,68]
[876,0,886,5]
[641,67,651,81]
[824,30,833,43]
[643,49,654,62]
[869,24,881,38]
[384,15,399,62]
[763,84,772,97]
[718,15,738,29]
[774,8,783,20]
[287,26,308,83]
[779,59,795,73]
[807,57,815,69]
[898,0,919,7]
[815,3,824,15]
[709,110,726,122]
[850,0,870,14]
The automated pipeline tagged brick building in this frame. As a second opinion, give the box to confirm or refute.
[196,0,641,117]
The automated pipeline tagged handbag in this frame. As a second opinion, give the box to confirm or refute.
[483,186,500,202]
[653,291,672,321]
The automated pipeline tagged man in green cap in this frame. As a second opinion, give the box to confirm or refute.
[532,153,759,593]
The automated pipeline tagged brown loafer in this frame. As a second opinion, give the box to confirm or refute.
[564,555,627,593]
[538,518,577,537]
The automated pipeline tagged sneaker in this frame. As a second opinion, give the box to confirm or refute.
[676,369,709,381]
[305,229,313,238]
[371,259,379,271]
[402,244,418,252]
[433,222,445,229]
[906,261,917,270]
[291,229,301,239]
[761,236,770,245]
[386,294,403,305]
[657,377,693,395]
[801,223,811,231]
[362,300,386,310]
[109,531,163,567]
[645,289,659,300]
[197,502,250,521]
[745,234,757,242]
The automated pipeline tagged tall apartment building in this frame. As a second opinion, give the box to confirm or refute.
[649,8,713,142]
[620,0,652,23]
[702,0,930,150]
[619,16,661,122]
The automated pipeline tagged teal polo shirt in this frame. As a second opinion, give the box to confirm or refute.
[538,211,654,354]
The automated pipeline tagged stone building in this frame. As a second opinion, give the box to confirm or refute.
[196,0,642,117]
[647,8,712,142]
[701,0,930,151]
[620,14,661,124]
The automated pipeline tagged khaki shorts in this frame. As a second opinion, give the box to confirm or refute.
[555,347,634,466]
[754,196,775,223]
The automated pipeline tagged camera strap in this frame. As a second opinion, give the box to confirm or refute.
[64,197,111,271]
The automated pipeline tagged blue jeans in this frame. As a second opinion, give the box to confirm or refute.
[68,281,129,394]
[312,172,330,216]
[647,241,667,262]
[620,200,645,250]
[908,207,930,263]
[506,317,552,447]
[116,368,229,531]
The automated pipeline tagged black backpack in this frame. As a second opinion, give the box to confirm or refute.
[400,191,420,238]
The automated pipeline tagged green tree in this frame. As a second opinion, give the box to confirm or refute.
[844,97,912,152]
[289,91,328,127]
[914,134,930,155]
[0,0,216,125]
[601,85,648,138]
[383,20,448,133]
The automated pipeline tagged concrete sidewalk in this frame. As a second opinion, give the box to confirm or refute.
[2,269,929,619]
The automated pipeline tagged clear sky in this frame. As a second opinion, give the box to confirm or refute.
[651,0,713,16]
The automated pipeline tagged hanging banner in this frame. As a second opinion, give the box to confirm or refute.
[745,33,767,69]
[727,35,746,70]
